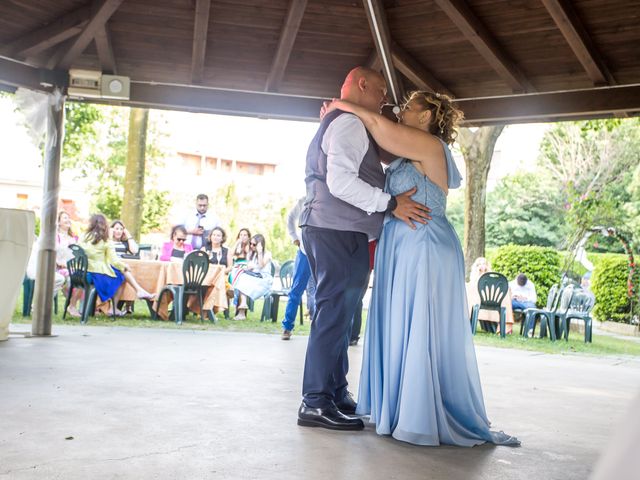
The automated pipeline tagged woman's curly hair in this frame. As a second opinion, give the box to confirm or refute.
[403,91,464,145]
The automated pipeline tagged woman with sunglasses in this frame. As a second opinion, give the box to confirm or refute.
[160,225,193,261]
[231,234,273,320]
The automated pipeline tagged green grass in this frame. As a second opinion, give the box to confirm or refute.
[473,330,640,356]
[12,291,640,356]
[12,291,311,336]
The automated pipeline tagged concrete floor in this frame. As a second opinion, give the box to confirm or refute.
[1,325,639,480]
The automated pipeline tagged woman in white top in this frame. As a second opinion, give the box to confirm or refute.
[231,234,273,320]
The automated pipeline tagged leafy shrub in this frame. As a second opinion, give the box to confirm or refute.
[591,256,634,323]
[491,244,561,307]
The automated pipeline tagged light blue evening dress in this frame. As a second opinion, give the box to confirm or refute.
[356,140,520,447]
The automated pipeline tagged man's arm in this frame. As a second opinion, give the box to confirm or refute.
[286,199,304,244]
[324,115,430,228]
[324,114,390,213]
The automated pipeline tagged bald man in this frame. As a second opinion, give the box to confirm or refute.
[298,67,430,431]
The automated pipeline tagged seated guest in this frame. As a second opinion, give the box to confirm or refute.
[510,273,537,310]
[56,210,82,316]
[160,225,193,261]
[80,214,153,316]
[231,228,252,265]
[231,234,273,320]
[204,226,232,275]
[26,236,65,295]
[465,257,514,334]
[110,220,139,257]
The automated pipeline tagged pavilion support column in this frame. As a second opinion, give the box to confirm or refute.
[32,88,65,336]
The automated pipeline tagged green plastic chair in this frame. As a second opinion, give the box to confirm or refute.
[470,272,509,338]
[22,277,58,317]
[156,250,209,324]
[261,260,303,325]
[63,244,116,324]
[259,261,279,322]
[560,291,595,343]
[522,284,562,340]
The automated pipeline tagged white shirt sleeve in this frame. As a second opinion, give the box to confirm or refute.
[322,114,391,214]
[287,198,304,243]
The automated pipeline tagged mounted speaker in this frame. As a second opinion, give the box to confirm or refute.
[68,69,101,98]
[67,70,130,100]
[101,74,130,100]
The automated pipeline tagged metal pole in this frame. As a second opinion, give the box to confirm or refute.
[32,89,65,336]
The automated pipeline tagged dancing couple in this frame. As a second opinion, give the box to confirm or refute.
[297,66,519,447]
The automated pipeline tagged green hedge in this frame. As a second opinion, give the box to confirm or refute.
[591,256,634,323]
[491,245,561,308]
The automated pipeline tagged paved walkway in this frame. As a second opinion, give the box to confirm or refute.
[1,325,639,480]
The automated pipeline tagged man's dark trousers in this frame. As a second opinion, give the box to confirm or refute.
[301,225,370,408]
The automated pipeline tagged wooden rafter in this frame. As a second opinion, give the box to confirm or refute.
[540,0,615,86]
[191,0,212,84]
[362,0,403,104]
[47,37,78,70]
[433,0,535,93]
[95,24,117,74]
[0,5,91,58]
[390,43,454,98]
[56,0,124,70]
[264,0,308,92]
[366,49,381,71]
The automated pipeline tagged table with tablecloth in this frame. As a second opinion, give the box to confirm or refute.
[119,259,227,320]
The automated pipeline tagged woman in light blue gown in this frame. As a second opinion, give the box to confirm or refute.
[325,92,519,447]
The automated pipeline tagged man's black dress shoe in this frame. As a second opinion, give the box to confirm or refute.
[335,392,357,415]
[297,402,364,431]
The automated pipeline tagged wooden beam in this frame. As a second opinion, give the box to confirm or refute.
[433,0,535,93]
[0,57,47,91]
[95,24,117,74]
[190,0,212,84]
[390,43,454,98]
[87,82,640,125]
[264,0,308,92]
[90,82,323,121]
[57,0,125,70]
[362,0,403,104]
[540,0,615,86]
[456,85,640,125]
[0,6,91,58]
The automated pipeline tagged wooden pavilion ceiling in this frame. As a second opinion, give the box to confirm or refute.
[1,0,639,124]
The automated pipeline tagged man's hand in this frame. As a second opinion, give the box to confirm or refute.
[190,226,204,235]
[293,239,301,247]
[392,187,431,229]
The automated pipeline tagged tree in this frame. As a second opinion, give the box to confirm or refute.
[457,125,504,275]
[121,108,149,240]
[61,103,171,233]
[538,118,640,252]
[485,172,568,248]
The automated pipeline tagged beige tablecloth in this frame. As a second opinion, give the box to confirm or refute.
[120,259,227,320]
[0,209,35,340]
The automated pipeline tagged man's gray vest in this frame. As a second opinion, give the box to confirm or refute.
[300,110,386,238]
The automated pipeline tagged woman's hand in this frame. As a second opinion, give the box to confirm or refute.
[256,242,264,254]
[321,98,338,119]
